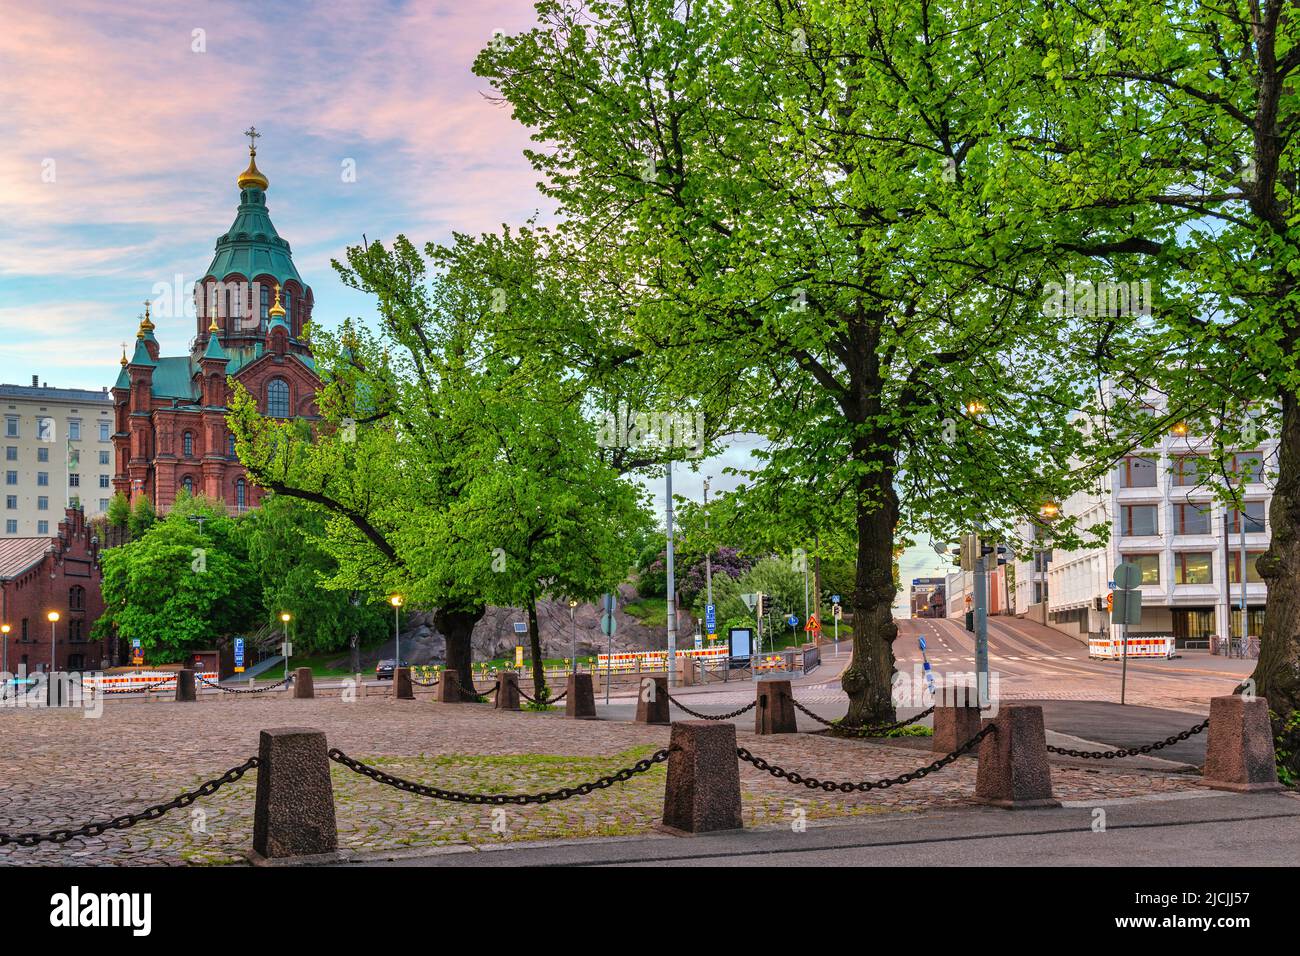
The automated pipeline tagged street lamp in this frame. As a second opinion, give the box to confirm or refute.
[389,594,403,665]
[279,612,291,681]
[47,611,59,674]
[1,623,9,675]
[568,599,579,673]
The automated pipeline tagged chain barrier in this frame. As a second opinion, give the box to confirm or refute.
[0,756,259,848]
[666,692,757,721]
[736,723,994,793]
[790,697,936,736]
[410,677,440,687]
[327,747,670,805]
[1046,718,1209,759]
[197,675,293,694]
[99,676,177,695]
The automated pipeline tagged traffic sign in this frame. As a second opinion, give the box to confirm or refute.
[705,603,716,632]
[1112,589,1142,625]
[832,604,842,620]
[234,637,245,674]
[600,613,617,636]
[805,613,821,633]
[919,636,927,651]
[514,646,524,668]
[740,593,757,611]
[787,614,799,627]
[1113,562,1143,591]
[831,594,841,605]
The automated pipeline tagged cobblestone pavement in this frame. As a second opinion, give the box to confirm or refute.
[0,695,1206,866]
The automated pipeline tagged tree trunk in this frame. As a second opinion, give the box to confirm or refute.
[1253,389,1300,777]
[432,604,485,692]
[841,467,900,725]
[526,596,547,702]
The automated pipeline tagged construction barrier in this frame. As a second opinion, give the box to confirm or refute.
[595,646,729,674]
[85,671,219,691]
[1087,635,1175,660]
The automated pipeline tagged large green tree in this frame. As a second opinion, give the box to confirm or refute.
[478,0,1105,721]
[94,494,261,662]
[1024,0,1300,766]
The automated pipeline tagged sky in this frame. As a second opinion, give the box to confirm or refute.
[0,0,950,612]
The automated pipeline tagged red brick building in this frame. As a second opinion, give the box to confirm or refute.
[0,507,106,673]
[111,138,320,513]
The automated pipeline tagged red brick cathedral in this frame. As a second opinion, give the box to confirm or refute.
[112,132,320,512]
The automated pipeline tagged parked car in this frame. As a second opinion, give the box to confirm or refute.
[374,659,409,680]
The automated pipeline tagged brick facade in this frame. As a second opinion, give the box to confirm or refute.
[0,507,106,673]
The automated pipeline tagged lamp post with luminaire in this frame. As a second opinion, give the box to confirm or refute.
[390,595,403,666]
[1,623,9,676]
[280,612,291,681]
[47,611,60,706]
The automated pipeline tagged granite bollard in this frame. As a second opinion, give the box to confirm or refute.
[635,676,669,725]
[292,667,314,699]
[436,670,461,703]
[393,667,414,700]
[755,680,797,734]
[660,721,743,834]
[565,673,597,718]
[250,727,339,863]
[933,704,982,753]
[495,672,521,711]
[974,704,1060,809]
[1202,694,1283,792]
[175,669,196,703]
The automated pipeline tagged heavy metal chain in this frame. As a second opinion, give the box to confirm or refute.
[791,697,936,735]
[1046,719,1209,759]
[736,723,994,793]
[197,675,293,694]
[410,677,440,687]
[327,747,670,804]
[666,692,757,721]
[0,756,260,848]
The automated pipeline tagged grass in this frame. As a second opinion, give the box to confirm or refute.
[621,596,667,627]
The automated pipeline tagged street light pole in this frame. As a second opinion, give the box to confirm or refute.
[665,460,677,688]
[47,611,59,706]
[703,477,713,615]
[279,612,291,682]
[569,599,579,673]
[389,594,403,666]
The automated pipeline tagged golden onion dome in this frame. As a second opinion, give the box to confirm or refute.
[268,283,286,319]
[237,146,269,190]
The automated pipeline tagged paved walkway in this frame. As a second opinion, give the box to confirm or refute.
[0,691,1224,866]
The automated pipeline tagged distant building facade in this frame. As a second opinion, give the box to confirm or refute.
[112,138,320,513]
[909,577,946,618]
[1,381,114,536]
[0,506,106,672]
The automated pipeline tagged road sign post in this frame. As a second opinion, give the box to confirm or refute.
[1112,562,1144,705]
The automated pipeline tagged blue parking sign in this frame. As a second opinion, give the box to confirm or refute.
[234,637,245,668]
[705,604,716,631]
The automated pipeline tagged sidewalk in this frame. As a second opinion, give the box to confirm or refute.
[348,791,1300,867]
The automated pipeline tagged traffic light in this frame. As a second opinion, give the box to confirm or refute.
[995,545,1010,566]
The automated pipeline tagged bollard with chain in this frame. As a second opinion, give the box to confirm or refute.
[755,679,797,734]
[393,667,414,700]
[660,721,743,834]
[635,676,669,725]
[174,669,197,703]
[565,673,597,719]
[974,705,1060,809]
[250,728,340,864]
[293,667,315,699]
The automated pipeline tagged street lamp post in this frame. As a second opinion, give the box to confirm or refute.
[279,612,291,681]
[47,611,60,706]
[389,594,403,666]
[568,599,579,673]
[1,623,9,676]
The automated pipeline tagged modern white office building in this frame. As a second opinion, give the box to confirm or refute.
[1,379,115,536]
[1042,407,1275,648]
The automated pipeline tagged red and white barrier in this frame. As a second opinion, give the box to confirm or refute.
[1087,636,1175,660]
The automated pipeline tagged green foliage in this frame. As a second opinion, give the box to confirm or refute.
[127,494,156,539]
[105,491,130,530]
[94,496,261,662]
[235,494,390,654]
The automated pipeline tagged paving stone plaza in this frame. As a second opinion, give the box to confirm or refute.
[0,691,1214,866]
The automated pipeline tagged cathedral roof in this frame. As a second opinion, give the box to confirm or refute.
[204,145,304,289]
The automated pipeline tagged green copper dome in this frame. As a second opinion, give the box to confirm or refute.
[202,333,229,362]
[204,186,304,288]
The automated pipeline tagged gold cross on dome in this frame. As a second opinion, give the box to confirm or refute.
[244,126,261,153]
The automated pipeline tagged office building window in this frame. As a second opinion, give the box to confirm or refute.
[36,520,48,535]
[4,496,14,509]
[37,496,47,511]
[1120,504,1158,536]
[99,498,108,511]
[1175,552,1214,585]
[1174,502,1211,535]
[4,417,17,438]
[1232,452,1264,483]
[267,378,289,418]
[99,420,110,441]
[4,446,14,461]
[68,419,80,441]
[1120,455,1158,488]
[1230,607,1265,639]
[1172,455,1207,486]
[99,450,109,465]
[1230,501,1266,533]
[1229,551,1266,584]
[36,472,48,486]
[4,520,15,534]
[1121,553,1160,584]
[5,471,15,486]
[37,447,48,463]
[68,473,79,487]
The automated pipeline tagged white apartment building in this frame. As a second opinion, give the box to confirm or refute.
[1044,408,1275,647]
[1,379,115,536]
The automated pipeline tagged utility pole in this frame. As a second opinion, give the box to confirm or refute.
[1239,482,1248,657]
[973,531,990,707]
[703,477,713,613]
[665,460,677,688]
